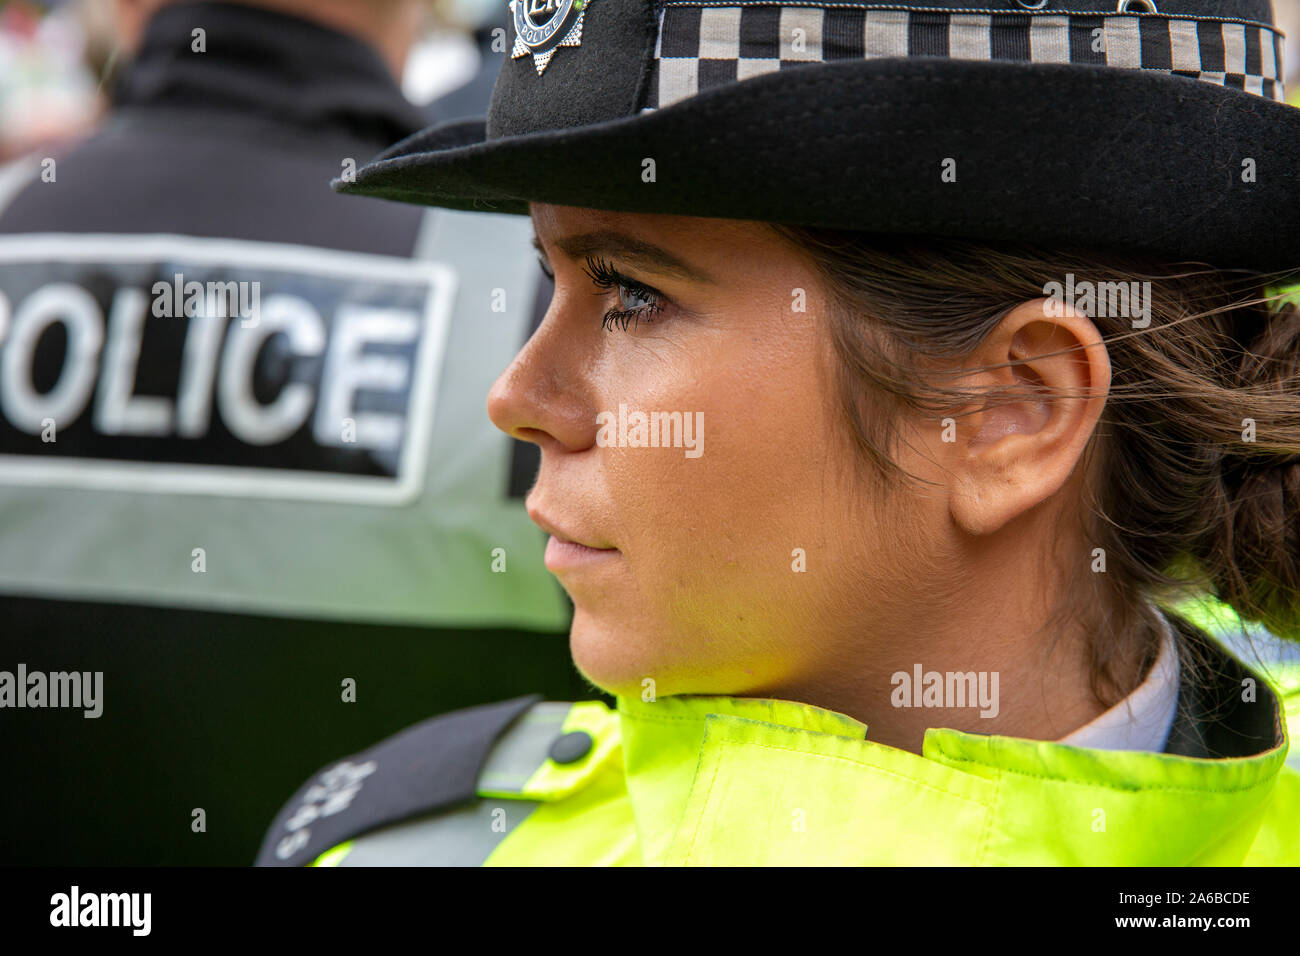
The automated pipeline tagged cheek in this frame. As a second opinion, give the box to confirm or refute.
[596,316,848,621]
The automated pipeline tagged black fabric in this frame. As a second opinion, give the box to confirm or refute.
[1139,16,1174,71]
[0,0,429,250]
[1163,614,1283,760]
[111,0,430,145]
[699,58,738,88]
[739,7,780,59]
[1197,18,1227,73]
[1245,23,1263,76]
[1,109,421,253]
[486,0,659,138]
[341,56,1300,274]
[1068,16,1108,66]
[908,12,950,58]
[989,14,1032,61]
[255,694,542,866]
[660,4,701,58]
[824,8,866,60]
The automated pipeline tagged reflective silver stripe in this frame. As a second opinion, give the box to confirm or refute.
[477,701,573,792]
[335,799,540,866]
[332,700,576,865]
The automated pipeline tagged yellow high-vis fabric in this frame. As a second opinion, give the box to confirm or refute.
[477,685,1300,866]
[310,655,1300,866]
[312,621,1300,868]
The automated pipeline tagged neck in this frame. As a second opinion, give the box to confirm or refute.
[753,527,1153,755]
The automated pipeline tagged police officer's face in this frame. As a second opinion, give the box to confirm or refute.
[488,204,934,699]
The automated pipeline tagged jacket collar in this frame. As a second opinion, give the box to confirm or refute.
[1163,612,1283,759]
[113,1,430,146]
[1059,610,1180,751]
[615,618,1290,865]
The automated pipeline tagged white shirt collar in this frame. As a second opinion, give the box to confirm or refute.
[1058,611,1180,752]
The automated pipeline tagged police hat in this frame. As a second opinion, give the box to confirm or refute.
[336,0,1300,274]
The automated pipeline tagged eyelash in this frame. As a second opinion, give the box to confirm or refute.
[537,253,667,332]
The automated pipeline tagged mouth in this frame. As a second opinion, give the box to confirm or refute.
[527,505,620,572]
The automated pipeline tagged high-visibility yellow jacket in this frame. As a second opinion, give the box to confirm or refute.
[256,612,1300,866]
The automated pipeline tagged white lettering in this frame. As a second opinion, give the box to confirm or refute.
[313,305,417,451]
[0,283,103,432]
[95,287,174,435]
[218,295,325,444]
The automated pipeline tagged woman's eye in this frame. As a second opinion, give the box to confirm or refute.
[617,285,656,312]
[601,283,665,332]
[580,255,667,332]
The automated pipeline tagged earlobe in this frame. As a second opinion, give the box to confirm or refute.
[947,299,1110,537]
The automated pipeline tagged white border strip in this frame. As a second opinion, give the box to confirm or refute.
[0,234,457,506]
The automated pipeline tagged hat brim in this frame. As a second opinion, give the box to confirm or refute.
[337,57,1300,274]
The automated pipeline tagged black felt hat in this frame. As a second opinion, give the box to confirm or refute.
[336,0,1300,274]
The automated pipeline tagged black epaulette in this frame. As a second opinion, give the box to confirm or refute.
[254,694,541,867]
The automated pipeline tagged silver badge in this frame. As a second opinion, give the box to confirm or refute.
[510,0,591,76]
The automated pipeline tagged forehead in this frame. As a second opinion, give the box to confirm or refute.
[530,203,767,243]
[528,203,797,275]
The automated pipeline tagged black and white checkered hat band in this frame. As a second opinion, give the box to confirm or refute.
[645,3,1288,110]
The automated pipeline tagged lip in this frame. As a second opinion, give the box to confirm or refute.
[528,505,620,571]
[543,535,620,571]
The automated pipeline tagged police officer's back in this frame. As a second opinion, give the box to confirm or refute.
[0,0,578,865]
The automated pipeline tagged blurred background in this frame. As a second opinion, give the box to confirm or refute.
[0,0,1296,867]
[0,0,593,867]
[0,0,508,161]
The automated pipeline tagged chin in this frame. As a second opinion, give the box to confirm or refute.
[568,608,683,700]
[569,613,649,699]
[568,609,764,702]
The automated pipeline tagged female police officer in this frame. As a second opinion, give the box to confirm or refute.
[257,0,1300,866]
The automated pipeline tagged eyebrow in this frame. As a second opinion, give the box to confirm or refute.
[531,230,718,285]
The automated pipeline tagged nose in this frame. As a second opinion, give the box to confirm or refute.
[486,313,598,453]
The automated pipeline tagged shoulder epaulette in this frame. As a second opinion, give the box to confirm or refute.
[254,694,541,867]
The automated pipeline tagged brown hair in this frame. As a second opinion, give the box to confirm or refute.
[771,226,1300,706]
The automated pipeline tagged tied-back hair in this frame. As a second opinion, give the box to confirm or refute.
[771,225,1300,707]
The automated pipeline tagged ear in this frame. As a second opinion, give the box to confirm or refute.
[945,298,1111,536]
